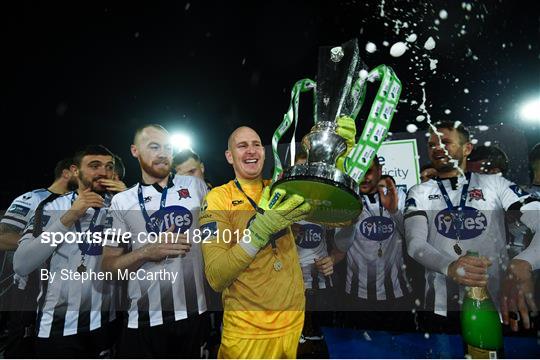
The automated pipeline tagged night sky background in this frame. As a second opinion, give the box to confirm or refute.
[3,0,539,208]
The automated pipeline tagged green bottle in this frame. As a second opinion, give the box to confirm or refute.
[460,251,504,358]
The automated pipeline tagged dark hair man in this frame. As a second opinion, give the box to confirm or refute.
[173,149,212,190]
[0,158,77,251]
[334,155,412,331]
[13,145,119,357]
[0,157,77,357]
[420,163,438,183]
[404,121,540,333]
[467,145,509,175]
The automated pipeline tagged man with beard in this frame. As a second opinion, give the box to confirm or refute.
[0,157,77,357]
[13,145,119,357]
[102,124,209,358]
[404,121,540,333]
[333,156,413,331]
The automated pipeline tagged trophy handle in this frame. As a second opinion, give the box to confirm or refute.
[271,79,316,183]
[345,65,402,182]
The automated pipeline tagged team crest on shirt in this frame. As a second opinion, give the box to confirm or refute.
[404,197,416,211]
[22,194,32,200]
[143,196,152,203]
[177,188,191,200]
[232,200,244,206]
[434,207,487,240]
[8,204,30,216]
[146,206,193,233]
[294,223,323,249]
[360,216,395,241]
[468,188,485,201]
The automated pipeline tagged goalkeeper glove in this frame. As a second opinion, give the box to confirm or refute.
[248,187,311,250]
[335,115,357,172]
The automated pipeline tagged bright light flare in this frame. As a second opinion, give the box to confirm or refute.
[171,133,192,152]
[520,97,540,122]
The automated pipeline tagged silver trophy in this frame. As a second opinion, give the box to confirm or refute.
[271,39,402,225]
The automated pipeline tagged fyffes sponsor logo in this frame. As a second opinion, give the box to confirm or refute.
[435,207,487,240]
[295,224,323,249]
[360,216,394,241]
[147,205,193,233]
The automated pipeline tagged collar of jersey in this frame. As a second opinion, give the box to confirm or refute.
[434,171,470,191]
[235,177,265,189]
[139,175,174,193]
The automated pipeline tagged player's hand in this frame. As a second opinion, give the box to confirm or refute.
[378,177,399,214]
[61,189,104,227]
[447,254,491,287]
[315,256,334,276]
[98,179,127,193]
[142,225,191,261]
[501,259,537,331]
[335,115,356,172]
[248,187,311,250]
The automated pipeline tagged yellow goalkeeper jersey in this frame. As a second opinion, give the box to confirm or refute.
[199,178,305,339]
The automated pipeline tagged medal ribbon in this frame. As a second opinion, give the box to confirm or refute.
[137,175,173,232]
[362,193,384,218]
[435,172,472,242]
[71,192,103,257]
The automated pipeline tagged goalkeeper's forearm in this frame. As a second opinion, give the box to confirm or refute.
[202,239,256,292]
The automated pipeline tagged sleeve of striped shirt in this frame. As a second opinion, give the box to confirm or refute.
[404,185,455,276]
[199,189,254,292]
[1,191,40,232]
[389,189,407,237]
[494,175,531,211]
[14,204,65,276]
[103,196,130,249]
[334,225,355,253]
[513,199,540,270]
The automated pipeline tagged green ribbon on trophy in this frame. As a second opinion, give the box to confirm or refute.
[271,78,316,182]
[271,39,402,225]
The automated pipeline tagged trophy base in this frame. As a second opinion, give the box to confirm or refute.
[272,163,362,226]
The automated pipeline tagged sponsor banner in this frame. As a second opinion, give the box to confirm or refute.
[377,139,420,193]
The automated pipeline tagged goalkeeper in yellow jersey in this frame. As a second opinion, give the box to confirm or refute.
[199,121,356,358]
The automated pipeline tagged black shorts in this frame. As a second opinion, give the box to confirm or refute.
[33,320,121,358]
[117,313,209,359]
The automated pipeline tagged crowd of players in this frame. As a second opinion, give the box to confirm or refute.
[0,121,539,358]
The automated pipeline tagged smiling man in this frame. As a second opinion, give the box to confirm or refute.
[199,126,312,358]
[13,145,118,357]
[101,124,209,358]
[404,121,540,334]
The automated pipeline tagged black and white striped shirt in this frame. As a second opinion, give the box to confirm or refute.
[336,190,411,301]
[294,221,332,290]
[14,192,118,338]
[404,173,531,316]
[105,175,208,328]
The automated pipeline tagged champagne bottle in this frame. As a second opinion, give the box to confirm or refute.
[461,251,504,358]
